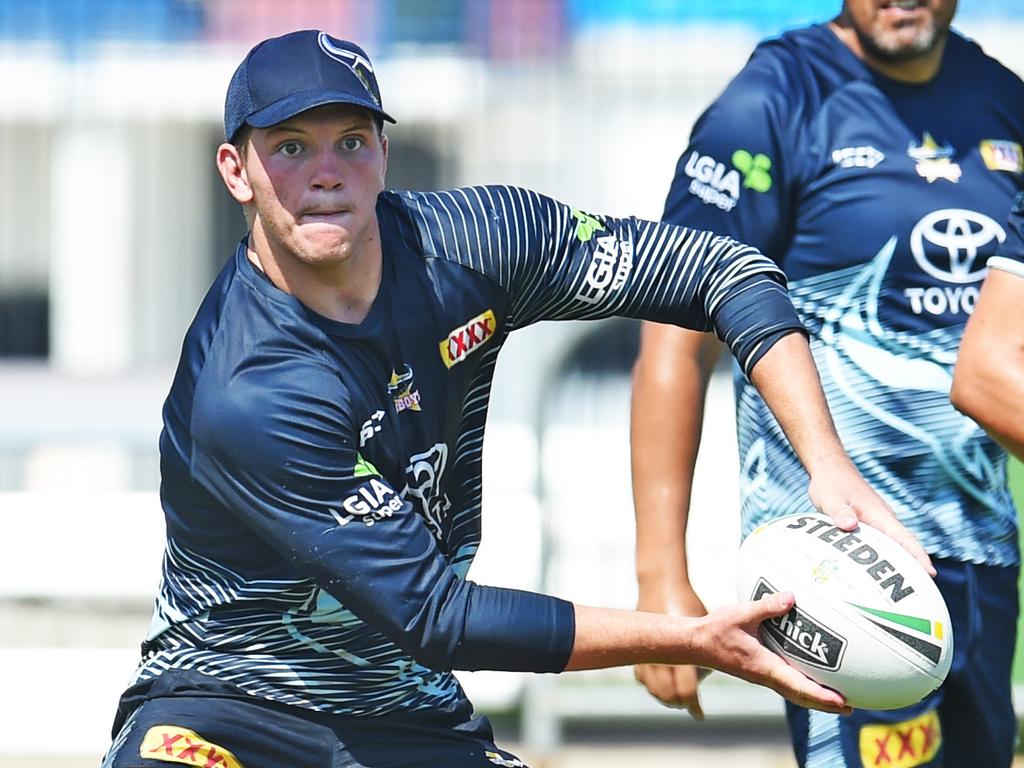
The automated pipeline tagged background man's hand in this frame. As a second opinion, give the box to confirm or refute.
[634,589,710,720]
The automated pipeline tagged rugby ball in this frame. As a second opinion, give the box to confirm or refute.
[736,513,952,710]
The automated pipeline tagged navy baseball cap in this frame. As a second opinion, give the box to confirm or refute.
[224,30,396,142]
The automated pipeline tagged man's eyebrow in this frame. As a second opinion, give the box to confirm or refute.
[265,119,375,138]
[264,124,307,138]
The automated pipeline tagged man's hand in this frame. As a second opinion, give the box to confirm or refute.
[634,658,711,721]
[570,600,850,715]
[807,454,935,576]
[749,333,934,576]
[691,592,852,715]
[633,588,710,720]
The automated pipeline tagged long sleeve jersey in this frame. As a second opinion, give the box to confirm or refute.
[137,185,802,717]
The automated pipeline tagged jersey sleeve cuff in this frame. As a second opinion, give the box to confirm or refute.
[454,586,576,673]
[987,255,1024,280]
[712,274,806,376]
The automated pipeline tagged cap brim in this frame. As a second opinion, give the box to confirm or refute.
[245,90,396,129]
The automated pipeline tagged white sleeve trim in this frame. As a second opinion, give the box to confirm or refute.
[987,256,1024,279]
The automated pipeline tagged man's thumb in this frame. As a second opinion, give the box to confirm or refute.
[750,590,795,620]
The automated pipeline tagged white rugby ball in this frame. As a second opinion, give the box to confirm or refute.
[736,513,952,710]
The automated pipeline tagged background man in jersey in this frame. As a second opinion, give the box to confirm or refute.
[631,1,1024,765]
[101,29,929,768]
[953,196,1024,459]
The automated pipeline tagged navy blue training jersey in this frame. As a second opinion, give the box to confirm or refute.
[664,26,1024,564]
[137,186,802,716]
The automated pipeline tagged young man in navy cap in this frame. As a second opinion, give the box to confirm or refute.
[101,30,928,768]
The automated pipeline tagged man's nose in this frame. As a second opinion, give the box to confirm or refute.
[310,149,344,190]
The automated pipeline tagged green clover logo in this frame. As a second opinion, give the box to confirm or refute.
[572,209,605,242]
[732,150,773,193]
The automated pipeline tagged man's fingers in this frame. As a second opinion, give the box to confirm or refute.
[739,601,852,715]
[860,511,936,576]
[742,595,850,714]
[744,590,795,623]
[770,659,851,715]
[671,667,705,721]
[636,664,683,706]
[823,501,858,530]
[845,493,936,576]
[808,465,935,576]
[635,663,707,717]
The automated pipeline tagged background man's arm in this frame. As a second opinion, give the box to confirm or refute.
[952,262,1024,459]
[630,323,723,719]
[628,41,934,715]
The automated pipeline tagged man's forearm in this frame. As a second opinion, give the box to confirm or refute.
[564,600,849,715]
[747,331,934,571]
[565,605,693,670]
[952,266,1024,460]
[630,323,721,594]
[747,331,848,476]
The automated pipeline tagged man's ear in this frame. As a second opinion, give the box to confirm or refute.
[216,142,253,205]
[380,134,389,182]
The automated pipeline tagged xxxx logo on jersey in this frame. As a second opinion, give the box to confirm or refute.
[859,709,940,767]
[439,309,496,368]
[980,140,1023,173]
[141,725,245,768]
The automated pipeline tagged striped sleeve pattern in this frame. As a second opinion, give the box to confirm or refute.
[399,185,803,375]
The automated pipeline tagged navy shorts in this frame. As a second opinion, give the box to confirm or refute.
[100,670,529,768]
[786,559,1019,767]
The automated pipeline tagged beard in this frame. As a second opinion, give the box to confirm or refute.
[855,16,948,62]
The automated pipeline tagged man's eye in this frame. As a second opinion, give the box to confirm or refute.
[279,141,303,157]
[341,136,364,152]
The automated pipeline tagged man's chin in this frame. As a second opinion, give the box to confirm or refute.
[292,231,352,265]
[299,224,351,246]
[864,24,941,60]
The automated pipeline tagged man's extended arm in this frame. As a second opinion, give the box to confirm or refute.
[567,596,849,714]
[189,358,851,713]
[951,260,1024,459]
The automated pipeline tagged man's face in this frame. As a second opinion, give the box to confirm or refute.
[242,104,387,268]
[843,0,957,61]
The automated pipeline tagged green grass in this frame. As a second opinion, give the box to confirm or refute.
[1009,459,1024,683]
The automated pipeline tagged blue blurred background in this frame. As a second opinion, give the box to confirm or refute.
[0,2,1021,766]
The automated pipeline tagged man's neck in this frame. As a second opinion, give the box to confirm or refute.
[828,20,947,84]
[247,227,383,325]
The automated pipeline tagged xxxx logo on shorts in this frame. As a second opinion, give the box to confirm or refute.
[439,309,496,368]
[141,725,245,768]
[858,709,940,767]
[485,751,527,767]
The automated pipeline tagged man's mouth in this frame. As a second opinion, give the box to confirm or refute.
[880,0,923,10]
[300,208,349,223]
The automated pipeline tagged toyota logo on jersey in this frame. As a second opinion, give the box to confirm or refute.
[910,208,1005,284]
